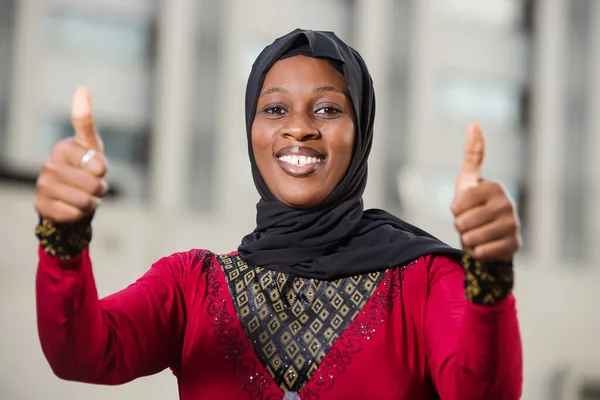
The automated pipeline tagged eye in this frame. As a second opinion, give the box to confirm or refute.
[262,106,288,116]
[315,106,342,116]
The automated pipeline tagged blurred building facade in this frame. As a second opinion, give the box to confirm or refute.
[0,0,599,399]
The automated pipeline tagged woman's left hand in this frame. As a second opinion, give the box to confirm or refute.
[451,124,521,262]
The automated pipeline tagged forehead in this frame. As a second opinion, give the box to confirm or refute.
[262,55,347,89]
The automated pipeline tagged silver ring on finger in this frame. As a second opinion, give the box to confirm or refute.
[80,149,96,168]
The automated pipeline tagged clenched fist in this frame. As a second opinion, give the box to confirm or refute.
[34,87,109,223]
[451,123,521,262]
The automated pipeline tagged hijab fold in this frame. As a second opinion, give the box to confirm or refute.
[238,29,460,280]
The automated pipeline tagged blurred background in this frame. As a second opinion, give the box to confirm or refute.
[0,0,598,399]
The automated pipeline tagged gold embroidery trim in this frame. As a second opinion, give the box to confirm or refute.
[462,248,514,306]
[35,216,92,260]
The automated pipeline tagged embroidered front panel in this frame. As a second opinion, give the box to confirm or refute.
[307,266,404,395]
[216,254,387,393]
[199,251,281,400]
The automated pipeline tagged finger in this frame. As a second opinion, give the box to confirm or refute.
[453,204,497,233]
[472,237,519,262]
[47,163,109,197]
[451,181,502,215]
[52,138,108,177]
[460,122,485,176]
[74,151,107,177]
[48,182,101,212]
[455,123,485,195]
[35,198,85,223]
[71,86,103,153]
[36,174,101,213]
[461,217,518,248]
[97,178,109,197]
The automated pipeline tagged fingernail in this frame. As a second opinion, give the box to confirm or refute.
[88,159,106,177]
[92,196,102,209]
[72,86,91,119]
[100,179,109,196]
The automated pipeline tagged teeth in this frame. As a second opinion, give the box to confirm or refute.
[278,155,322,166]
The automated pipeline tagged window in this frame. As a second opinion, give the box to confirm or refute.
[187,0,222,211]
[435,73,523,129]
[43,9,154,62]
[0,0,15,161]
[561,0,593,261]
[382,0,412,214]
[433,0,524,30]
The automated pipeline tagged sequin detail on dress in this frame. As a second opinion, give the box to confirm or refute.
[307,266,403,393]
[199,251,281,400]
[216,254,387,394]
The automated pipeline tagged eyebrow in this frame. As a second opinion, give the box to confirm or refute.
[314,86,346,96]
[260,87,288,96]
[259,86,347,97]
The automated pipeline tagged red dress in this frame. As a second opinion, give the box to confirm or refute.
[36,247,522,399]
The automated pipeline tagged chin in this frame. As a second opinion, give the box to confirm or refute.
[268,174,326,209]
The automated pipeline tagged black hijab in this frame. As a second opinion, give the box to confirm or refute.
[238,29,461,280]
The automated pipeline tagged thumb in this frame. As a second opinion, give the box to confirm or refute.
[71,86,104,153]
[455,122,485,195]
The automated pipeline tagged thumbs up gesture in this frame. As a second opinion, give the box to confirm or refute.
[451,123,520,262]
[34,87,109,223]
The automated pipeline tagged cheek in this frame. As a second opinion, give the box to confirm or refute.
[335,121,355,169]
[251,122,270,162]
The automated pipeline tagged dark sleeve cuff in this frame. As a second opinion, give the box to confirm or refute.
[461,249,514,306]
[35,215,93,260]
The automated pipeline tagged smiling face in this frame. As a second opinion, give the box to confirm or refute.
[251,55,356,209]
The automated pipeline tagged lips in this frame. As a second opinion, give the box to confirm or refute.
[275,146,326,177]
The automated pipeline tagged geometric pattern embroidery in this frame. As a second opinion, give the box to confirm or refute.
[461,247,514,306]
[217,254,386,394]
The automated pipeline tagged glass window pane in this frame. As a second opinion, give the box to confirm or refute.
[188,0,222,211]
[0,0,15,160]
[383,0,412,214]
[561,0,592,261]
[433,0,523,30]
[435,73,522,128]
[43,8,154,62]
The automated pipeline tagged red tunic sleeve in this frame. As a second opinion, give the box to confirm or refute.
[36,245,190,385]
[425,256,522,400]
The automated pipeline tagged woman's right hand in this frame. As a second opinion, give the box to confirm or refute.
[34,87,109,223]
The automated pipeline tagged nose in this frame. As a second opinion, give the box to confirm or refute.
[282,112,321,142]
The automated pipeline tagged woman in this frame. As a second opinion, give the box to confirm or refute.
[34,29,522,399]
